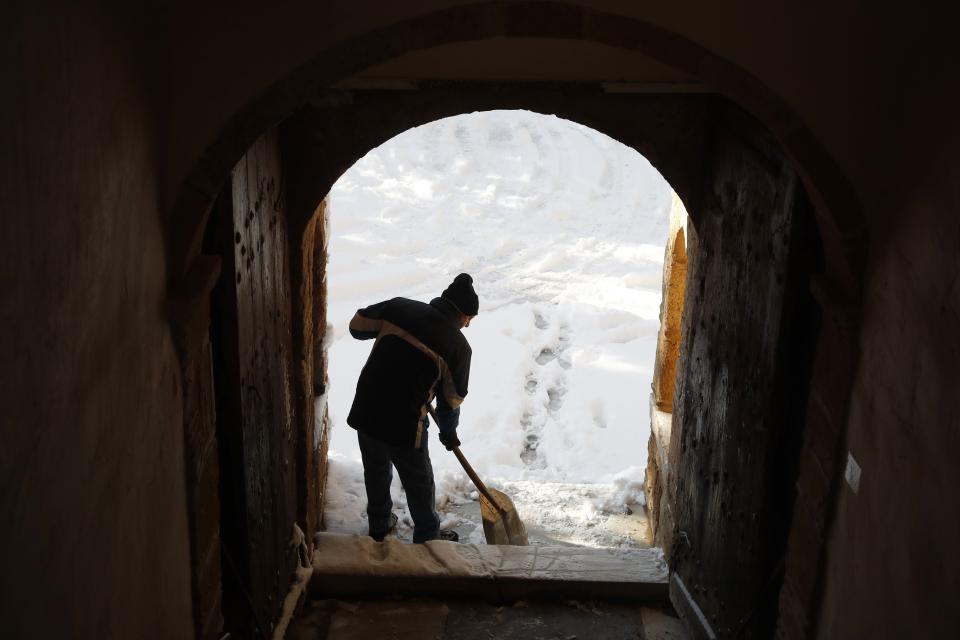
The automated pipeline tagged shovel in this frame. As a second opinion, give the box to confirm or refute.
[428,405,528,545]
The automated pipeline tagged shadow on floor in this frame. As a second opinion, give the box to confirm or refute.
[288,597,688,640]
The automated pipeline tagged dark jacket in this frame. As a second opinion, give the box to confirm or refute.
[347,296,471,447]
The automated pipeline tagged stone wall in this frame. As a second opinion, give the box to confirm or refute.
[653,195,690,415]
[645,194,689,547]
[288,198,332,539]
[311,203,333,527]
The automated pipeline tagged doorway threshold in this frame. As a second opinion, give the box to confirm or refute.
[310,532,668,603]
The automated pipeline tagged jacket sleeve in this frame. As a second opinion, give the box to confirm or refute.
[435,389,460,434]
[437,342,470,409]
[348,299,393,339]
[435,343,470,433]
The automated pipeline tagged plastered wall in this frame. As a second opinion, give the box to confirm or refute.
[160,0,910,222]
[0,3,194,637]
[813,113,960,639]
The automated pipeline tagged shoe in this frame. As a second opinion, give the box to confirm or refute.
[438,529,459,542]
[371,513,399,542]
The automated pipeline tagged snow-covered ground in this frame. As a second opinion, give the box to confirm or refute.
[321,110,674,549]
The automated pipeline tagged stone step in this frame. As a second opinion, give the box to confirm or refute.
[289,598,690,640]
[310,532,669,603]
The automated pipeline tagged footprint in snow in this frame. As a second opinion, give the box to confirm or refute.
[533,310,550,330]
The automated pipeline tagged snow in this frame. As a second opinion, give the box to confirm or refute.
[321,110,674,549]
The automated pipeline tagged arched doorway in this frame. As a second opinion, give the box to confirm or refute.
[320,109,678,548]
[169,5,863,637]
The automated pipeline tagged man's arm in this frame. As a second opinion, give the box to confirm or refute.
[348,299,393,339]
[435,390,460,434]
[435,345,470,450]
[437,344,470,409]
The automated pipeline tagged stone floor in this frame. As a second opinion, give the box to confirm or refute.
[287,598,689,640]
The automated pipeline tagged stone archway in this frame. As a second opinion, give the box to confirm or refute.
[166,5,866,638]
[280,91,827,638]
[167,2,864,295]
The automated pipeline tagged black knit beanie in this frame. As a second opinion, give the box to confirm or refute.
[441,273,479,316]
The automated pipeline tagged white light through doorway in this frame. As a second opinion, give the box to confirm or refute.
[322,110,674,548]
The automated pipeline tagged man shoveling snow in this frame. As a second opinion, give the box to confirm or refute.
[346,273,478,543]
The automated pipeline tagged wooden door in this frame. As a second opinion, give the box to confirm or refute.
[208,129,299,637]
[668,109,821,639]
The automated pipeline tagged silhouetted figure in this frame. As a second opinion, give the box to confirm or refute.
[347,273,479,542]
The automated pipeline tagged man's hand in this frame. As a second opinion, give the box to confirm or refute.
[439,428,461,451]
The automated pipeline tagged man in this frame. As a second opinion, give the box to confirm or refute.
[346,273,478,543]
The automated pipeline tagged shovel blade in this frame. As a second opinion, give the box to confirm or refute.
[479,488,528,546]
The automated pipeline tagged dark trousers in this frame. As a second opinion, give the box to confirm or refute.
[357,427,440,543]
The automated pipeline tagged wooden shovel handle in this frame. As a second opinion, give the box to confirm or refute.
[427,404,506,514]
[451,446,505,513]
